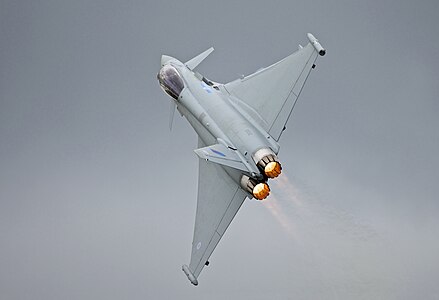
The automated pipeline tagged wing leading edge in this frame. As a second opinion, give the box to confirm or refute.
[183,138,247,285]
[224,33,325,141]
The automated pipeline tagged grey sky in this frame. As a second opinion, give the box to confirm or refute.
[1,0,438,299]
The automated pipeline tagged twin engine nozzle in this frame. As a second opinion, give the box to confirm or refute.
[240,175,270,200]
[239,148,282,200]
[252,148,282,179]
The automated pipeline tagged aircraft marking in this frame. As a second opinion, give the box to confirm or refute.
[210,148,226,157]
[201,82,212,94]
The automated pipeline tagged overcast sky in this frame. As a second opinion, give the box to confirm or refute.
[1,0,438,299]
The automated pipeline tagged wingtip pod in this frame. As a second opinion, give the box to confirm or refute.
[182,265,198,286]
[307,33,326,56]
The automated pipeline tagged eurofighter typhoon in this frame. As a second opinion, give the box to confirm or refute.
[157,33,326,285]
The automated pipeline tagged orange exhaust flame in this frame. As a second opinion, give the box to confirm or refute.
[265,161,282,178]
[253,182,270,200]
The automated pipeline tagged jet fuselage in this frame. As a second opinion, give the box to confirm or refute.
[157,33,326,285]
[159,58,281,188]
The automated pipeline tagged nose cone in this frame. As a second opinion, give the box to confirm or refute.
[161,55,174,67]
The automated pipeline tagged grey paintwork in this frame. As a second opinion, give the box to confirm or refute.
[157,33,325,285]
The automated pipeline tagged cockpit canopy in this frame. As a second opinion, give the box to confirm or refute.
[157,65,184,100]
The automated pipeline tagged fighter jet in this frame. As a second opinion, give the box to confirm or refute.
[157,33,326,285]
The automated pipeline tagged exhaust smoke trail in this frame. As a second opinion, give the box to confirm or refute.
[261,193,302,244]
[263,171,377,242]
[259,171,404,298]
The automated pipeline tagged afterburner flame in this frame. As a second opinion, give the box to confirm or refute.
[265,161,282,178]
[253,182,270,200]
